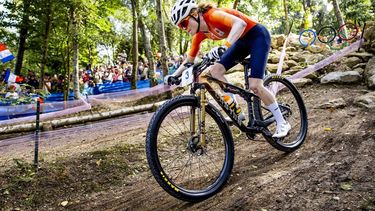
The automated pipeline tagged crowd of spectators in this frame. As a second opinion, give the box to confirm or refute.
[0,69,66,101]
[0,53,185,101]
[80,55,184,89]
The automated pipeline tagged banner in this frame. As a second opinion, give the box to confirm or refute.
[0,43,15,64]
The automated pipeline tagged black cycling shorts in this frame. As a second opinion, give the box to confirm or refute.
[218,24,271,79]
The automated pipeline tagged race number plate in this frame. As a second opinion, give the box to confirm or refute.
[181,67,194,87]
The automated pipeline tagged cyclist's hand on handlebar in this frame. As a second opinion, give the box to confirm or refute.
[164,75,181,86]
[208,46,227,61]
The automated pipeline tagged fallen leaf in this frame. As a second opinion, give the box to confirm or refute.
[61,201,69,207]
[96,159,102,166]
[340,182,352,191]
[324,127,332,131]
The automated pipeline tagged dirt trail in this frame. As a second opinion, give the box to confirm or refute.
[0,84,374,210]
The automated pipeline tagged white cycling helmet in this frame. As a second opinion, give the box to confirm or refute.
[170,0,198,26]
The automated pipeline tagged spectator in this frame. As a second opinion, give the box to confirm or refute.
[27,74,39,89]
[43,73,52,94]
[5,84,19,100]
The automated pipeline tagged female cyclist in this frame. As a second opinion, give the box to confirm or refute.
[165,0,290,138]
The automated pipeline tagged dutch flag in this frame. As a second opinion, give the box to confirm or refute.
[0,43,15,64]
[4,68,22,83]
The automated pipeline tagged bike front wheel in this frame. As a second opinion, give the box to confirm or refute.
[254,75,308,152]
[146,95,234,202]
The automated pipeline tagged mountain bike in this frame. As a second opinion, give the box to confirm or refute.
[145,53,308,202]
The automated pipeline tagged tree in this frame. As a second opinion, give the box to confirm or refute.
[139,19,156,85]
[155,0,169,77]
[130,0,139,89]
[283,0,289,34]
[14,0,31,75]
[332,0,345,27]
[69,2,80,99]
[38,0,54,89]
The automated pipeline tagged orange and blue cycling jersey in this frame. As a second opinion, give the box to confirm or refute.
[188,8,258,57]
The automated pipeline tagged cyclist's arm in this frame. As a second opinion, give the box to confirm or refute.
[211,10,247,46]
[172,32,206,77]
[171,55,195,77]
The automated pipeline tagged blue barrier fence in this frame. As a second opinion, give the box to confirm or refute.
[0,79,153,120]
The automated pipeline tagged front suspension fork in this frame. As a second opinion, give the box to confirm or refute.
[198,86,207,147]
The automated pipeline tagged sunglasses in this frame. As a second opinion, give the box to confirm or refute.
[178,16,191,30]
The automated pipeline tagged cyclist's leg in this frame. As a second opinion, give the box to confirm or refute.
[246,25,291,137]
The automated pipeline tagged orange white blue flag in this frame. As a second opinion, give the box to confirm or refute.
[0,43,15,64]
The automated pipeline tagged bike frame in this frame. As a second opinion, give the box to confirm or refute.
[188,59,276,140]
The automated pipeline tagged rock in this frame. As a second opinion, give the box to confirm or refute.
[227,63,244,74]
[290,65,305,71]
[271,34,286,49]
[286,47,296,51]
[267,63,289,73]
[292,53,307,63]
[286,60,298,68]
[353,63,368,70]
[226,71,244,86]
[316,98,346,109]
[305,72,319,80]
[365,57,375,77]
[333,63,352,72]
[343,56,362,68]
[320,71,362,84]
[353,67,365,75]
[290,78,313,87]
[347,52,374,62]
[354,92,375,108]
[365,57,375,88]
[368,75,375,89]
[284,67,302,76]
[268,54,280,64]
[305,54,325,65]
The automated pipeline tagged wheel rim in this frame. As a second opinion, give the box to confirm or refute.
[155,104,229,194]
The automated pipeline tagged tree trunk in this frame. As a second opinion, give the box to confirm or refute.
[139,19,155,86]
[70,6,80,100]
[233,0,240,9]
[131,0,138,90]
[332,0,345,27]
[40,0,52,89]
[155,0,169,77]
[14,0,31,75]
[283,0,289,34]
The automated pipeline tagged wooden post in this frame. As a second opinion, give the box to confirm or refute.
[34,101,40,169]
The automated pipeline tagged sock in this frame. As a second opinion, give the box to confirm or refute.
[267,102,286,125]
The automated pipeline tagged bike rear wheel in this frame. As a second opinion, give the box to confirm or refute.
[254,75,308,152]
[146,95,234,202]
